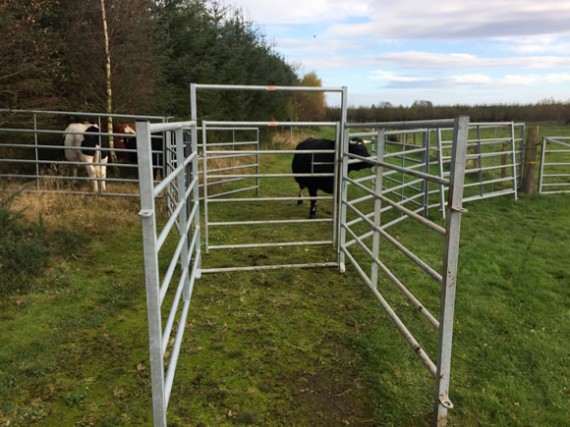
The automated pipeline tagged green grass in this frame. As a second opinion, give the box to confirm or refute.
[1,131,569,425]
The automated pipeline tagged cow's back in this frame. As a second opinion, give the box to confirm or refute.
[292,138,336,193]
[64,123,93,162]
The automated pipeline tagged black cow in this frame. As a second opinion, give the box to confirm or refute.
[292,137,372,218]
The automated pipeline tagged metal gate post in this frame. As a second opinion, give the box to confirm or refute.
[433,116,469,426]
[190,124,202,277]
[436,128,446,219]
[370,128,386,288]
[136,121,167,427]
[509,122,519,201]
[175,128,190,296]
[421,130,430,218]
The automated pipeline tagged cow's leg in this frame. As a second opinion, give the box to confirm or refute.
[100,158,108,193]
[297,187,304,205]
[85,164,98,193]
[70,164,78,188]
[308,188,318,219]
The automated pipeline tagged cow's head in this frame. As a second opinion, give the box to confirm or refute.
[114,123,137,163]
[348,137,373,171]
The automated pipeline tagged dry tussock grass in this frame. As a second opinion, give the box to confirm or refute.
[8,185,141,235]
[269,128,313,148]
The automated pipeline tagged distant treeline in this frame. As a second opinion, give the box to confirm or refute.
[328,101,570,124]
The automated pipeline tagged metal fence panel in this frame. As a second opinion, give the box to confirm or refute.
[434,122,524,213]
[538,137,570,193]
[0,109,168,196]
[190,83,350,273]
[339,117,469,427]
[137,120,200,427]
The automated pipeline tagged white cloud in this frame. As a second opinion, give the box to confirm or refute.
[501,74,540,86]
[229,0,373,24]
[370,70,430,83]
[545,73,570,83]
[451,74,493,85]
[374,52,570,69]
[505,36,570,55]
[222,0,570,105]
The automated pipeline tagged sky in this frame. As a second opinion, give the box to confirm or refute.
[226,0,570,107]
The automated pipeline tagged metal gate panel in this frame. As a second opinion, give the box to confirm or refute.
[189,84,350,274]
[0,109,168,196]
[199,120,342,272]
[137,120,200,427]
[435,122,524,211]
[339,117,469,426]
[538,136,570,193]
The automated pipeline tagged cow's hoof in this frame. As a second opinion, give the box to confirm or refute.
[309,213,316,219]
[297,200,303,205]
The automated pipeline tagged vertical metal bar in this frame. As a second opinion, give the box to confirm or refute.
[510,122,519,201]
[476,125,484,197]
[518,124,526,188]
[538,138,546,193]
[400,135,406,204]
[370,128,385,289]
[190,83,197,123]
[190,123,202,277]
[202,124,210,252]
[256,128,260,197]
[335,87,348,249]
[175,128,190,300]
[337,128,351,273]
[434,116,469,427]
[33,113,40,191]
[333,122,341,248]
[136,121,167,427]
[437,129,446,219]
[422,130,430,217]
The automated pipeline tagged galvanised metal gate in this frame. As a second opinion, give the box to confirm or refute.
[0,109,168,196]
[538,136,570,193]
[191,83,349,272]
[339,117,469,426]
[349,121,524,221]
[436,122,524,207]
[136,120,201,427]
[200,119,343,271]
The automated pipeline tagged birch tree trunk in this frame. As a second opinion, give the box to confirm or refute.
[100,0,116,162]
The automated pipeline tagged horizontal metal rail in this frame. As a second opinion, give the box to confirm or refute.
[209,240,333,250]
[201,262,338,274]
[193,83,344,92]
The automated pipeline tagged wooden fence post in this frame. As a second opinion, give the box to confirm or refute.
[522,126,539,194]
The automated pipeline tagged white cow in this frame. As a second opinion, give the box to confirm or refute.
[63,123,109,193]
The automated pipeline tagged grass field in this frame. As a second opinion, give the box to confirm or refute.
[0,124,569,426]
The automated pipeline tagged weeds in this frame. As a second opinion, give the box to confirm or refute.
[0,186,86,294]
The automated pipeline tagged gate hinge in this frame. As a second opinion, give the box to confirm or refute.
[450,205,467,213]
[139,209,154,218]
[439,394,454,409]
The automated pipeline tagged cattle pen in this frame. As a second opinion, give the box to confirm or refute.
[2,97,559,426]
[125,81,473,427]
